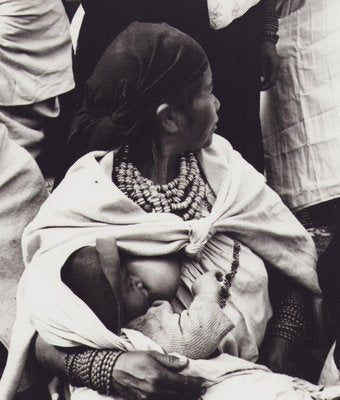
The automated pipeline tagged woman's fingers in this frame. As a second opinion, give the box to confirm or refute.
[149,351,189,370]
[215,271,223,281]
[112,351,203,400]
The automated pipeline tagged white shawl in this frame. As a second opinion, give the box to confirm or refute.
[0,134,319,400]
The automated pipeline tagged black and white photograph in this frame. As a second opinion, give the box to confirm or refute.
[1,0,340,399]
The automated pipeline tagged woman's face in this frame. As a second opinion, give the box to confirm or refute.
[181,67,220,152]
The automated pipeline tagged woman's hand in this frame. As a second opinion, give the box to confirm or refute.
[260,41,280,91]
[259,336,298,376]
[192,270,223,303]
[112,351,204,400]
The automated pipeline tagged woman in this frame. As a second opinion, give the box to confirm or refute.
[65,0,279,173]
[1,23,320,400]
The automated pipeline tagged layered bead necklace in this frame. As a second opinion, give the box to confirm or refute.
[112,144,211,220]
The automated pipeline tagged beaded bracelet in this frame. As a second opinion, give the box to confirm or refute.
[262,32,279,44]
[270,293,310,345]
[65,349,124,395]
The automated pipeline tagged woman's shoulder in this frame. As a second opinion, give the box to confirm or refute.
[211,133,233,149]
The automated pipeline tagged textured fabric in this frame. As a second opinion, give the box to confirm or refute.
[0,122,48,396]
[69,362,339,400]
[207,0,260,29]
[276,0,306,17]
[0,0,74,106]
[319,343,340,386]
[261,0,340,211]
[0,121,48,348]
[0,134,319,399]
[127,295,234,360]
[0,98,60,158]
[68,21,208,163]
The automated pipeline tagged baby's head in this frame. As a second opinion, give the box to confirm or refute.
[120,253,181,321]
[62,239,181,331]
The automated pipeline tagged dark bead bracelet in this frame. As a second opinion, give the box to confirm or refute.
[270,293,310,345]
[262,32,279,44]
[65,349,124,395]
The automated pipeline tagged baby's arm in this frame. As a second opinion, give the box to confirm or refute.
[128,271,234,359]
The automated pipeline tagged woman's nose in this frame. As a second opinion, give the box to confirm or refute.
[213,94,220,111]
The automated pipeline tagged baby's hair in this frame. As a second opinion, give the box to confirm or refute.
[61,247,122,333]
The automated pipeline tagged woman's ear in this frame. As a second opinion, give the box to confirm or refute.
[156,103,180,134]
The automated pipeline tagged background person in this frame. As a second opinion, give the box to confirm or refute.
[0,0,74,174]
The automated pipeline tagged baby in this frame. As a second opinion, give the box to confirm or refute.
[62,238,340,400]
[62,237,233,359]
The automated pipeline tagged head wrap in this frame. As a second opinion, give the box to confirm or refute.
[67,21,209,163]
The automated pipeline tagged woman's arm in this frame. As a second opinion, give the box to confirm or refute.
[34,335,66,376]
[259,268,312,376]
[34,335,203,399]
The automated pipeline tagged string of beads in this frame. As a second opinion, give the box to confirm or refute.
[219,240,241,308]
[112,144,211,220]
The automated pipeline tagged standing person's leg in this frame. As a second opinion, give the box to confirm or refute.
[208,3,264,173]
[0,122,48,396]
[0,97,60,160]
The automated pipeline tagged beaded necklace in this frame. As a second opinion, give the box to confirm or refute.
[112,144,211,220]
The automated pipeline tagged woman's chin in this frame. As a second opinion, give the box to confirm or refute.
[202,134,214,149]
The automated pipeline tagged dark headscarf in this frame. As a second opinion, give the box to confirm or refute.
[67,22,209,165]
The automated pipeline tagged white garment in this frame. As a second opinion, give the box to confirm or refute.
[0,98,60,158]
[261,0,340,211]
[0,121,48,347]
[69,369,335,400]
[0,0,74,106]
[319,342,340,387]
[0,135,319,400]
[276,0,306,17]
[207,0,260,29]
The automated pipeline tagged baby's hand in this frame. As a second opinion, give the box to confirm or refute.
[192,270,223,303]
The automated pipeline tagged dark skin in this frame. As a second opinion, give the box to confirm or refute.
[34,335,204,400]
[317,232,340,370]
[259,334,299,376]
[260,41,280,92]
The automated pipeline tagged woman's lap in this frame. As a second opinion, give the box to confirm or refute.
[69,370,323,400]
